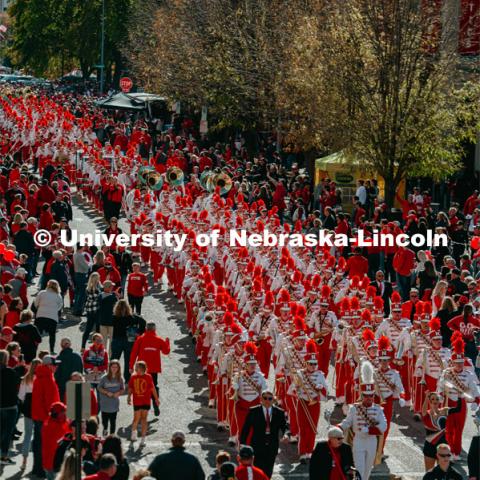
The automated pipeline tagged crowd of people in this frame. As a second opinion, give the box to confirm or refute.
[0,84,479,480]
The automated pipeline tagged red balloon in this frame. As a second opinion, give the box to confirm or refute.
[4,250,15,261]
[471,236,480,250]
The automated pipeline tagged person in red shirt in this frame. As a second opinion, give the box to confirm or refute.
[464,190,479,216]
[346,247,369,278]
[41,402,70,479]
[127,360,160,445]
[235,445,269,480]
[39,203,54,231]
[97,261,121,287]
[393,245,415,300]
[84,453,118,480]
[447,304,480,362]
[127,263,149,315]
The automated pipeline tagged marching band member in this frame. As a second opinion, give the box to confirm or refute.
[287,340,328,463]
[307,285,337,375]
[437,337,480,460]
[339,360,387,480]
[232,342,268,445]
[374,336,405,454]
[413,318,450,420]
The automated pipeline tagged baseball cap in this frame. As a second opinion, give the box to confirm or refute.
[171,431,185,441]
[42,355,61,366]
[239,445,254,459]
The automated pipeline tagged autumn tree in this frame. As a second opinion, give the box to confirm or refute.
[281,0,480,205]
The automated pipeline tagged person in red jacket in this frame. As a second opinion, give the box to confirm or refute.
[128,360,160,444]
[98,261,121,287]
[36,180,56,208]
[235,445,269,480]
[31,355,61,477]
[464,190,479,215]
[129,322,170,416]
[42,402,70,480]
[447,304,480,364]
[39,203,54,231]
[393,245,415,300]
[346,247,369,278]
[127,263,148,315]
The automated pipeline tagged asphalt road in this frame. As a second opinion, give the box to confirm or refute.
[1,194,478,480]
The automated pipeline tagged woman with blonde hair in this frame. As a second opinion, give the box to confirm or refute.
[34,279,63,352]
[11,212,24,235]
[82,272,102,350]
[431,280,448,316]
[19,359,42,469]
[55,448,76,480]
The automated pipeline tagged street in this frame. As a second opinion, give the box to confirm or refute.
[1,193,478,480]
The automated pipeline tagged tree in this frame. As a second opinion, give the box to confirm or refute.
[281,0,480,205]
[8,0,133,81]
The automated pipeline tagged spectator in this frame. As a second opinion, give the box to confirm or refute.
[127,361,160,444]
[99,280,118,353]
[235,445,269,480]
[422,444,462,480]
[41,402,70,480]
[13,309,42,362]
[49,251,70,297]
[129,322,170,417]
[82,272,102,350]
[148,431,205,480]
[72,244,92,316]
[127,263,148,315]
[111,299,137,380]
[83,333,109,386]
[54,337,84,399]
[55,448,77,480]
[84,453,118,480]
[0,349,21,465]
[102,435,130,480]
[393,245,415,301]
[208,451,231,480]
[98,360,125,436]
[34,279,64,353]
[31,355,61,478]
[18,358,41,469]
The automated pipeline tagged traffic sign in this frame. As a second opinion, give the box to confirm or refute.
[66,380,91,420]
[120,77,133,93]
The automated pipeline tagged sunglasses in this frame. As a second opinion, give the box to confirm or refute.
[438,453,451,458]
[262,396,273,401]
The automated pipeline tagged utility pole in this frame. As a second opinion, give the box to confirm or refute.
[99,0,105,94]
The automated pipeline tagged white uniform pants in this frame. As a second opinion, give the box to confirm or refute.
[353,435,377,480]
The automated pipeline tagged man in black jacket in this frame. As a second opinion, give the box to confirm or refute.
[148,431,205,480]
[310,427,355,480]
[370,270,393,317]
[422,444,463,480]
[240,389,287,478]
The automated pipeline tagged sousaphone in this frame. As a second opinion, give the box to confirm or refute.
[165,166,184,186]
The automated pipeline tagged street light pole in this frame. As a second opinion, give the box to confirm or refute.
[99,0,105,94]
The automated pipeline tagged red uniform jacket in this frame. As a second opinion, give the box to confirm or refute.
[129,331,170,373]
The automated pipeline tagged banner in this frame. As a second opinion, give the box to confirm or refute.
[459,0,480,55]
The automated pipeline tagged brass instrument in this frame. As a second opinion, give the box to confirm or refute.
[138,165,156,185]
[284,347,317,406]
[165,166,184,186]
[200,170,216,191]
[419,348,428,386]
[213,172,233,195]
[145,171,164,190]
[444,368,474,401]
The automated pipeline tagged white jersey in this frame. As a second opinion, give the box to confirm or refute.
[415,347,451,380]
[288,369,329,401]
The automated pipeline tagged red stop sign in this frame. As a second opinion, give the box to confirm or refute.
[120,77,133,93]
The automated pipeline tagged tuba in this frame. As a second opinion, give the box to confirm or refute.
[200,169,216,192]
[145,171,164,191]
[165,166,184,186]
[213,172,233,195]
[138,166,156,186]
